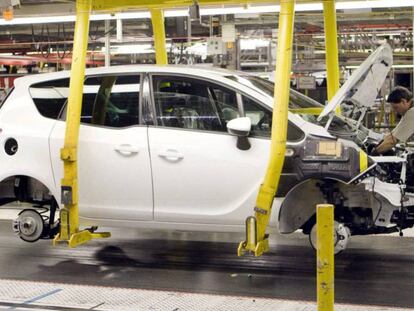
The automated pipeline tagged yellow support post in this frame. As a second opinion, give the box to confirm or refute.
[238,0,295,257]
[320,5,337,308]
[317,204,334,311]
[323,0,340,112]
[376,100,385,131]
[53,0,110,247]
[150,9,168,65]
[390,109,396,128]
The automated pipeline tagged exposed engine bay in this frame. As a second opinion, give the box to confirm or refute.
[279,43,414,253]
[278,144,414,253]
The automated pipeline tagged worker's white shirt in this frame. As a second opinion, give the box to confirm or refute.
[393,105,414,143]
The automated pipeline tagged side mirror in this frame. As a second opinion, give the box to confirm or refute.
[227,117,251,137]
[227,117,251,151]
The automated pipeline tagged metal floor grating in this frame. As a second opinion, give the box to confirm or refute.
[0,279,410,311]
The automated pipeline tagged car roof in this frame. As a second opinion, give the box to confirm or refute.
[14,65,248,87]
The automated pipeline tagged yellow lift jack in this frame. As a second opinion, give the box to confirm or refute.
[238,0,295,257]
[56,0,320,248]
[52,0,168,248]
[238,0,341,259]
[52,0,110,247]
[238,1,339,309]
[53,0,339,252]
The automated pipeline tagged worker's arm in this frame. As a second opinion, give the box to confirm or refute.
[374,133,398,154]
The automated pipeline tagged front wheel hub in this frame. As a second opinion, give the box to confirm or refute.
[309,221,351,254]
[13,209,45,242]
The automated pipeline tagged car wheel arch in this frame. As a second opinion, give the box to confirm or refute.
[278,178,344,234]
[0,175,58,206]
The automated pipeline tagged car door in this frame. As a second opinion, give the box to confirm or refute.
[49,74,153,221]
[148,74,272,226]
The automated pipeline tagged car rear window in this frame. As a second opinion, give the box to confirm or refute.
[78,74,141,128]
[29,78,70,120]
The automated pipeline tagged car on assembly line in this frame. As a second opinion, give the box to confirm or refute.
[1,43,413,253]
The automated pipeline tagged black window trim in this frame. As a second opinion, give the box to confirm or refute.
[148,72,242,133]
[240,92,305,142]
[236,93,244,116]
[57,73,144,129]
[141,73,155,125]
[29,79,70,120]
[147,71,305,142]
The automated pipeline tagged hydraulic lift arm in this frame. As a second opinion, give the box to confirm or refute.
[54,0,170,248]
[53,0,110,247]
[238,0,296,257]
[53,0,340,250]
[238,0,341,257]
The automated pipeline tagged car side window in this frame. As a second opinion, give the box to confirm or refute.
[242,95,304,141]
[29,78,70,119]
[152,75,239,132]
[242,95,272,137]
[77,75,140,128]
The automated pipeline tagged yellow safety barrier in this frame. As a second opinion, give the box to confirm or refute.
[238,0,295,257]
[317,204,335,311]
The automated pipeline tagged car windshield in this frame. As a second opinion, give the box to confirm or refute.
[228,74,367,142]
[226,75,324,123]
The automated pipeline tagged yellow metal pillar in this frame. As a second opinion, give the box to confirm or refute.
[53,0,110,247]
[321,4,338,306]
[317,204,334,311]
[150,9,168,65]
[238,0,295,257]
[323,0,340,104]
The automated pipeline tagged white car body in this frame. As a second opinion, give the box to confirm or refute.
[2,46,414,251]
[0,65,332,233]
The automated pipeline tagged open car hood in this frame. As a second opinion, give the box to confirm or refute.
[318,43,393,123]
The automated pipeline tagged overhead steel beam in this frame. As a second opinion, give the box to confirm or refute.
[92,0,313,11]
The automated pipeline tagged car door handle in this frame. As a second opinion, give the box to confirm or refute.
[114,144,139,156]
[158,149,184,161]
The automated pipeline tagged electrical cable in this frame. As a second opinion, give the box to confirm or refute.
[40,24,51,59]
[56,23,68,60]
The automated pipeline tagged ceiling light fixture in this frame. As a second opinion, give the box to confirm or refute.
[199,0,412,15]
[0,0,411,25]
